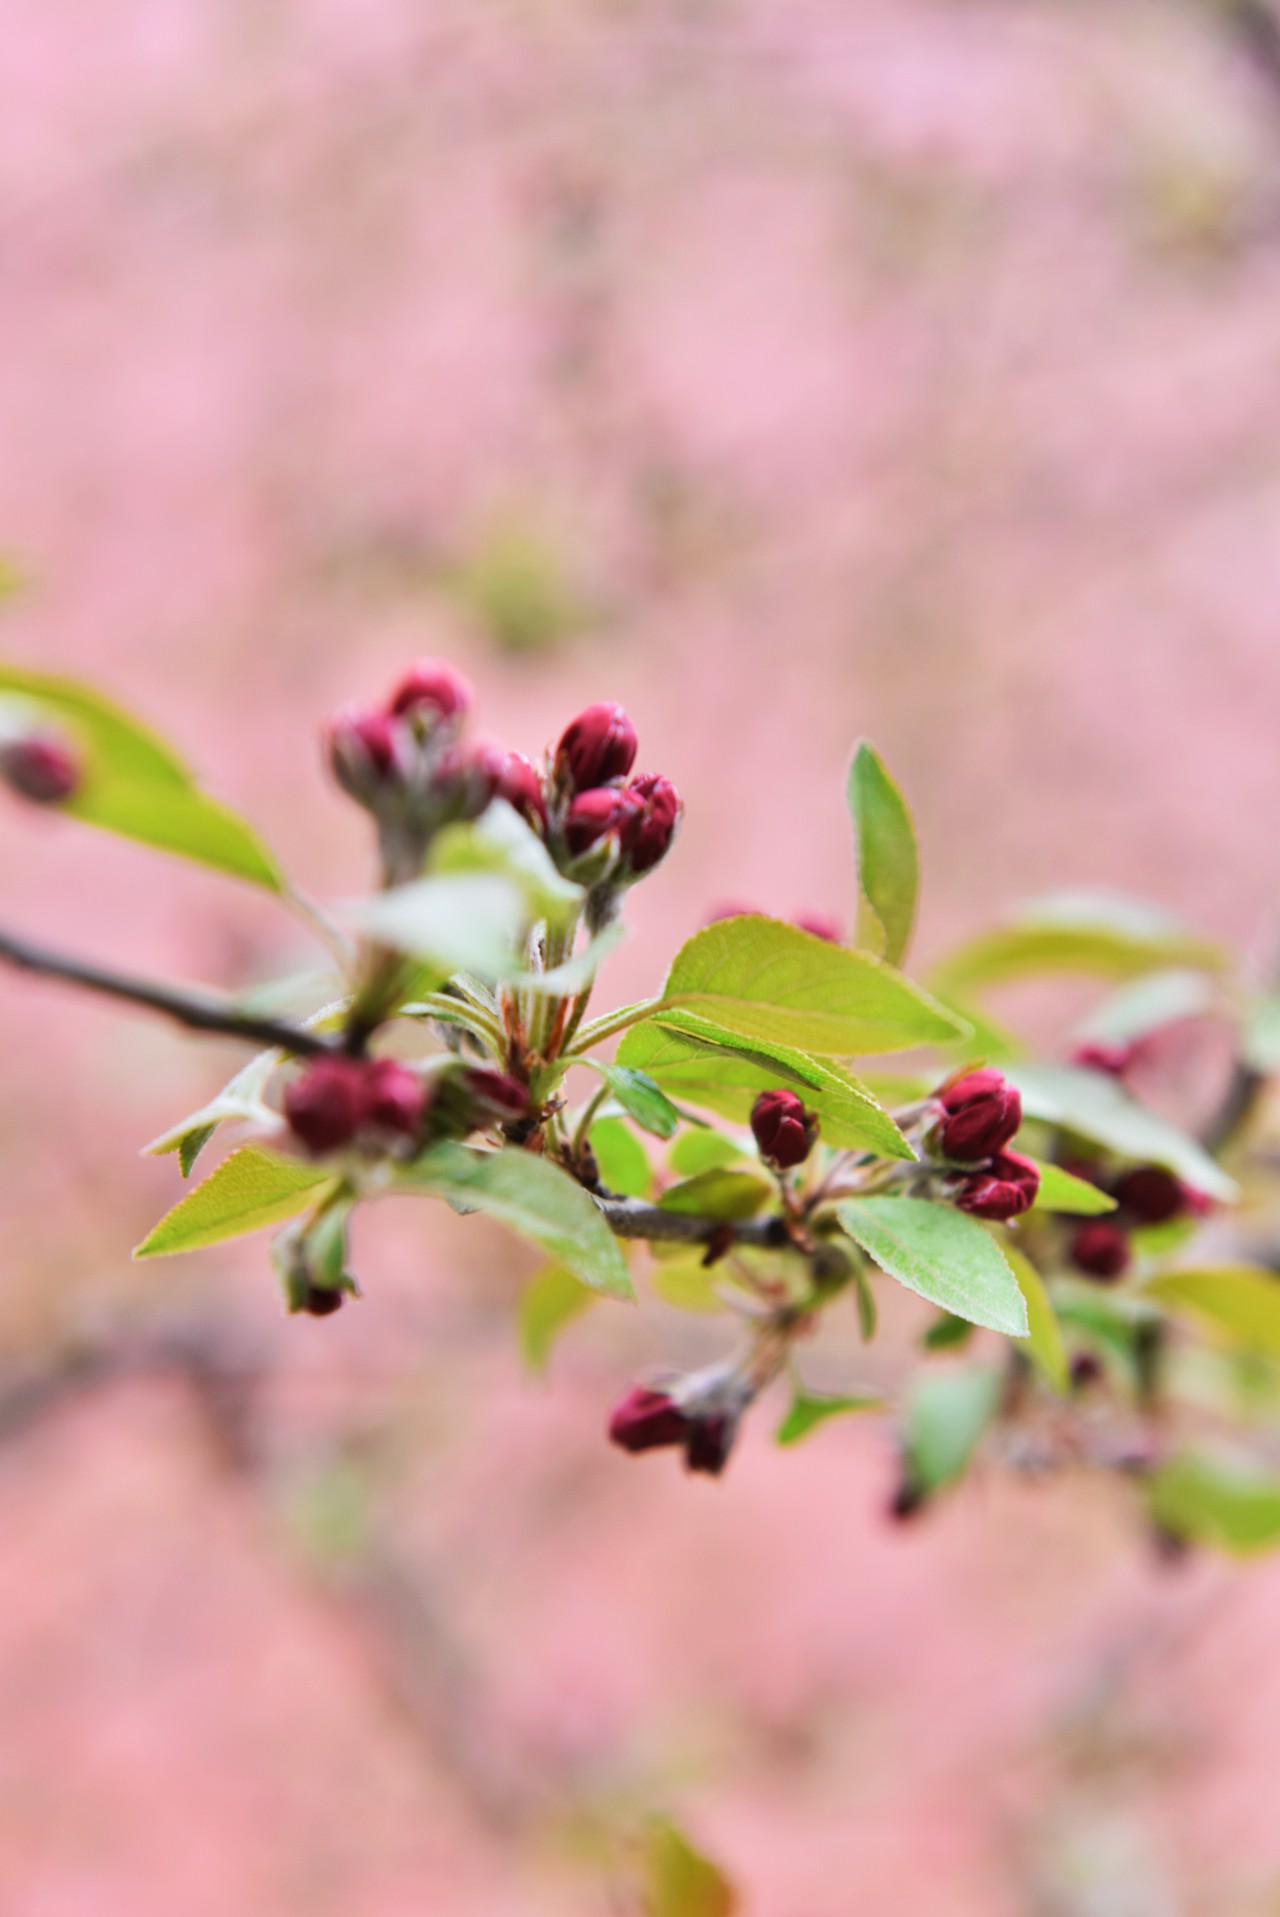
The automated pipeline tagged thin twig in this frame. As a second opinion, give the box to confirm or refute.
[594,1195,791,1248]
[0,924,340,1057]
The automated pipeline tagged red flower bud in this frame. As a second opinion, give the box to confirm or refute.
[956,1148,1040,1221]
[1070,1041,1134,1078]
[751,1088,818,1169]
[284,1057,370,1154]
[1114,1164,1186,1226]
[461,1067,530,1124]
[684,1410,738,1477]
[563,785,641,857]
[364,1058,428,1138]
[0,734,81,805]
[433,737,505,823]
[495,750,547,832]
[387,658,472,723]
[619,772,681,875]
[1069,1218,1132,1281]
[297,1284,345,1318]
[325,705,403,802]
[555,701,637,791]
[608,1386,691,1454]
[937,1068,1022,1162]
[793,912,842,944]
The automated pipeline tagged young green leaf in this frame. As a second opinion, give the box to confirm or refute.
[641,1819,738,1917]
[618,1013,914,1159]
[404,1142,634,1299]
[837,1197,1029,1337]
[902,1366,1003,1494]
[1028,1160,1118,1216]
[144,1048,282,1171]
[1007,1063,1236,1202]
[518,1264,598,1373]
[930,893,1225,999]
[590,1116,653,1199]
[1142,1267,1280,1360]
[134,1147,334,1257]
[0,665,285,891]
[649,1254,727,1314]
[1002,1245,1069,1393]
[847,741,919,967]
[667,1128,746,1176]
[655,916,967,1058]
[343,873,527,982]
[659,1169,773,1221]
[1148,1450,1280,1556]
[583,1063,681,1140]
[776,1388,882,1446]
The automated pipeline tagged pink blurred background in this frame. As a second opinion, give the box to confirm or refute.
[3,2,1280,1910]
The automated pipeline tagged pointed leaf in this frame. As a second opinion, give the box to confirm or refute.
[1142,1267,1280,1359]
[659,1169,773,1221]
[642,1820,738,1917]
[837,1197,1029,1337]
[847,741,919,966]
[590,1115,653,1199]
[518,1264,598,1372]
[134,1147,334,1257]
[902,1366,1003,1493]
[776,1388,882,1445]
[585,1063,681,1140]
[0,665,285,890]
[657,916,967,1057]
[667,1128,745,1176]
[931,893,1224,998]
[1002,1245,1069,1393]
[1007,1063,1236,1202]
[404,1142,634,1299]
[1029,1160,1117,1216]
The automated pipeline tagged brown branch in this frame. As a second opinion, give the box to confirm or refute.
[594,1195,792,1249]
[0,923,340,1058]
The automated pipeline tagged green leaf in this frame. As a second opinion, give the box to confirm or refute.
[1007,1063,1236,1202]
[847,741,919,967]
[776,1388,882,1445]
[656,916,967,1058]
[922,1312,974,1352]
[659,1169,773,1221]
[667,1128,745,1176]
[178,1123,219,1179]
[429,803,582,925]
[585,1063,681,1140]
[854,1265,878,1341]
[0,665,284,890]
[1002,1245,1069,1394]
[144,1048,281,1170]
[134,1147,334,1257]
[1142,1267,1280,1360]
[902,1366,1002,1494]
[518,1264,597,1372]
[1029,1159,1118,1215]
[931,893,1225,999]
[1148,1450,1280,1556]
[344,872,528,982]
[618,1012,914,1159]
[649,1254,727,1314]
[642,1820,737,1917]
[590,1116,653,1199]
[404,1142,634,1299]
[1074,968,1218,1046]
[837,1197,1029,1338]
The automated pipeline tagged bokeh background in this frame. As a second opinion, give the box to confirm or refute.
[3,2,1280,1910]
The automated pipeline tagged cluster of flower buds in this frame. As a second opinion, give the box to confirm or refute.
[283,1055,429,1156]
[928,1068,1040,1220]
[543,701,682,893]
[0,730,81,806]
[751,1088,819,1170]
[1065,1162,1204,1281]
[608,1366,754,1476]
[325,659,521,878]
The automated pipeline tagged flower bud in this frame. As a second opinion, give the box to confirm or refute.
[495,750,547,832]
[955,1149,1039,1221]
[1069,1351,1103,1391]
[284,1057,370,1154]
[0,733,81,805]
[555,701,637,791]
[684,1410,738,1476]
[936,1068,1022,1162]
[608,1386,691,1453]
[364,1058,428,1138]
[324,705,404,804]
[1114,1164,1186,1226]
[751,1088,818,1169]
[793,912,842,944]
[563,785,641,858]
[387,658,472,724]
[460,1067,530,1124]
[432,737,504,824]
[619,772,681,875]
[1069,1218,1132,1281]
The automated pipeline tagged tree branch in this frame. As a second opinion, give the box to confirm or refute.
[594,1195,791,1249]
[0,923,340,1058]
